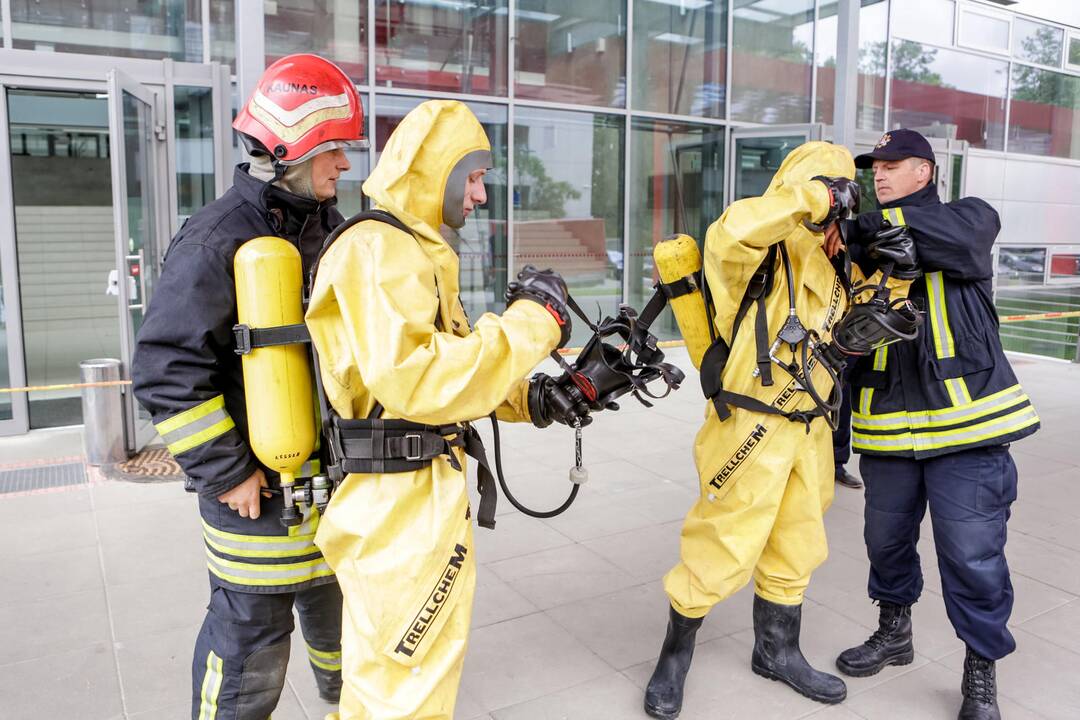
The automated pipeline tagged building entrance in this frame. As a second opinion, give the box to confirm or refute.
[0,58,229,444]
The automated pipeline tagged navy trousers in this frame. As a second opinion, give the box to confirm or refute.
[191,582,343,720]
[860,444,1018,660]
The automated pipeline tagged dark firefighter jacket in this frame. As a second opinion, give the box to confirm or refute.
[132,164,344,593]
[845,182,1039,460]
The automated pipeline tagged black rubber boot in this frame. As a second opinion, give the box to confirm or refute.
[643,605,704,719]
[836,602,915,677]
[959,646,1001,720]
[750,595,847,704]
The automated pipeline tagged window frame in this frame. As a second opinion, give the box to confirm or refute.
[957,2,1013,57]
[1067,31,1080,73]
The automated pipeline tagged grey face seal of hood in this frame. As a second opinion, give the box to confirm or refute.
[443,149,493,229]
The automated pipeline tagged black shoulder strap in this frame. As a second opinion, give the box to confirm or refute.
[699,243,779,420]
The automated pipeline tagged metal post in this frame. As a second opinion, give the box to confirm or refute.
[80,359,128,465]
[234,0,265,140]
[833,0,860,150]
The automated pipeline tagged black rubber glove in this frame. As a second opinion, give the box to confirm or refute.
[527,373,592,429]
[868,223,921,280]
[807,176,861,231]
[506,265,572,348]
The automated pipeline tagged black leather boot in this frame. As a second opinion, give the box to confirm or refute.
[836,601,915,677]
[751,595,847,704]
[644,605,704,719]
[959,646,1000,720]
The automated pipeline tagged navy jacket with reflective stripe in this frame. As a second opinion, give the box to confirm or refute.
[132,165,343,499]
[845,183,1039,459]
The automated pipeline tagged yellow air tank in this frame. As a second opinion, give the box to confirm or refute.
[234,237,316,491]
[654,234,711,369]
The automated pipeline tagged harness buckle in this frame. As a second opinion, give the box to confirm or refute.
[232,324,253,355]
[403,432,423,461]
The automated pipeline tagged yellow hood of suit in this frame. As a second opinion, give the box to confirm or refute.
[765,141,855,197]
[362,100,491,243]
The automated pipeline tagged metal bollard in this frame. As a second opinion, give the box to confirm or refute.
[80,358,127,465]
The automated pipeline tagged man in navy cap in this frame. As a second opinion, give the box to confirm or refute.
[832,128,1039,720]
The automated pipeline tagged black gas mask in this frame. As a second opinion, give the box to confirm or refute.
[552,300,686,414]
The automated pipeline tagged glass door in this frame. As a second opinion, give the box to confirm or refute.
[0,85,29,435]
[107,69,164,453]
[728,124,824,204]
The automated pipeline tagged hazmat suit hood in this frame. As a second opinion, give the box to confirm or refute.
[359,99,492,332]
[363,100,492,240]
[765,141,855,197]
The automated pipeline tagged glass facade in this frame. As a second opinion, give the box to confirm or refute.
[12,0,203,61]
[628,118,724,340]
[815,0,888,130]
[515,0,626,107]
[210,0,236,69]
[376,0,507,95]
[266,0,366,81]
[1009,65,1080,159]
[2,0,1080,438]
[175,87,216,223]
[514,107,623,345]
[631,0,726,118]
[889,40,1008,150]
[731,0,814,124]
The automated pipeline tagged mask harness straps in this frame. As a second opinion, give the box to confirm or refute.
[698,239,923,434]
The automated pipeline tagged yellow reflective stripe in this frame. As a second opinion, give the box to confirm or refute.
[860,387,874,415]
[872,346,888,372]
[853,384,1028,431]
[203,523,318,559]
[881,208,907,226]
[203,519,316,546]
[156,395,225,435]
[288,505,320,538]
[198,651,223,720]
[854,404,1039,453]
[945,378,972,407]
[925,272,955,359]
[205,548,335,587]
[157,396,236,456]
[307,643,342,671]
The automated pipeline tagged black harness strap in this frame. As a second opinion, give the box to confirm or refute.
[699,243,823,428]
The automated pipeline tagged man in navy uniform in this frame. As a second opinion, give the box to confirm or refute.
[835,129,1039,720]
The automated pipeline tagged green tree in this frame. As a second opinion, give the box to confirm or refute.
[514,144,580,217]
[889,40,945,85]
[1012,27,1077,108]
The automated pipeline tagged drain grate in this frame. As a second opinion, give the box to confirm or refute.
[0,462,87,495]
[106,448,186,483]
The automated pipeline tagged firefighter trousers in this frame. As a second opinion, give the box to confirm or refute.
[191,581,343,720]
[860,445,1018,660]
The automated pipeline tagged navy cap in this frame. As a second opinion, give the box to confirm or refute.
[854,129,935,169]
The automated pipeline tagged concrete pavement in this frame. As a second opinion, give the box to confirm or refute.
[1,348,1078,719]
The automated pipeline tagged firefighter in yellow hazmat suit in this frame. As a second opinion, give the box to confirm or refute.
[644,142,917,718]
[305,100,586,720]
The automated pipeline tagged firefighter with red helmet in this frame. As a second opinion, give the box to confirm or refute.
[132,54,366,719]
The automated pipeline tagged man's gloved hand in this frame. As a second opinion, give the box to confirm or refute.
[506,265,572,348]
[527,373,592,429]
[868,223,921,280]
[808,176,861,231]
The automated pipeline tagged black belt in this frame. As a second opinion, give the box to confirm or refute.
[332,417,500,529]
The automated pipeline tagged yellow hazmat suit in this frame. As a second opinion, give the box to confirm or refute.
[663,142,904,616]
[305,100,562,720]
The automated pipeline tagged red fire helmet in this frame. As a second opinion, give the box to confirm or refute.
[233,53,367,165]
